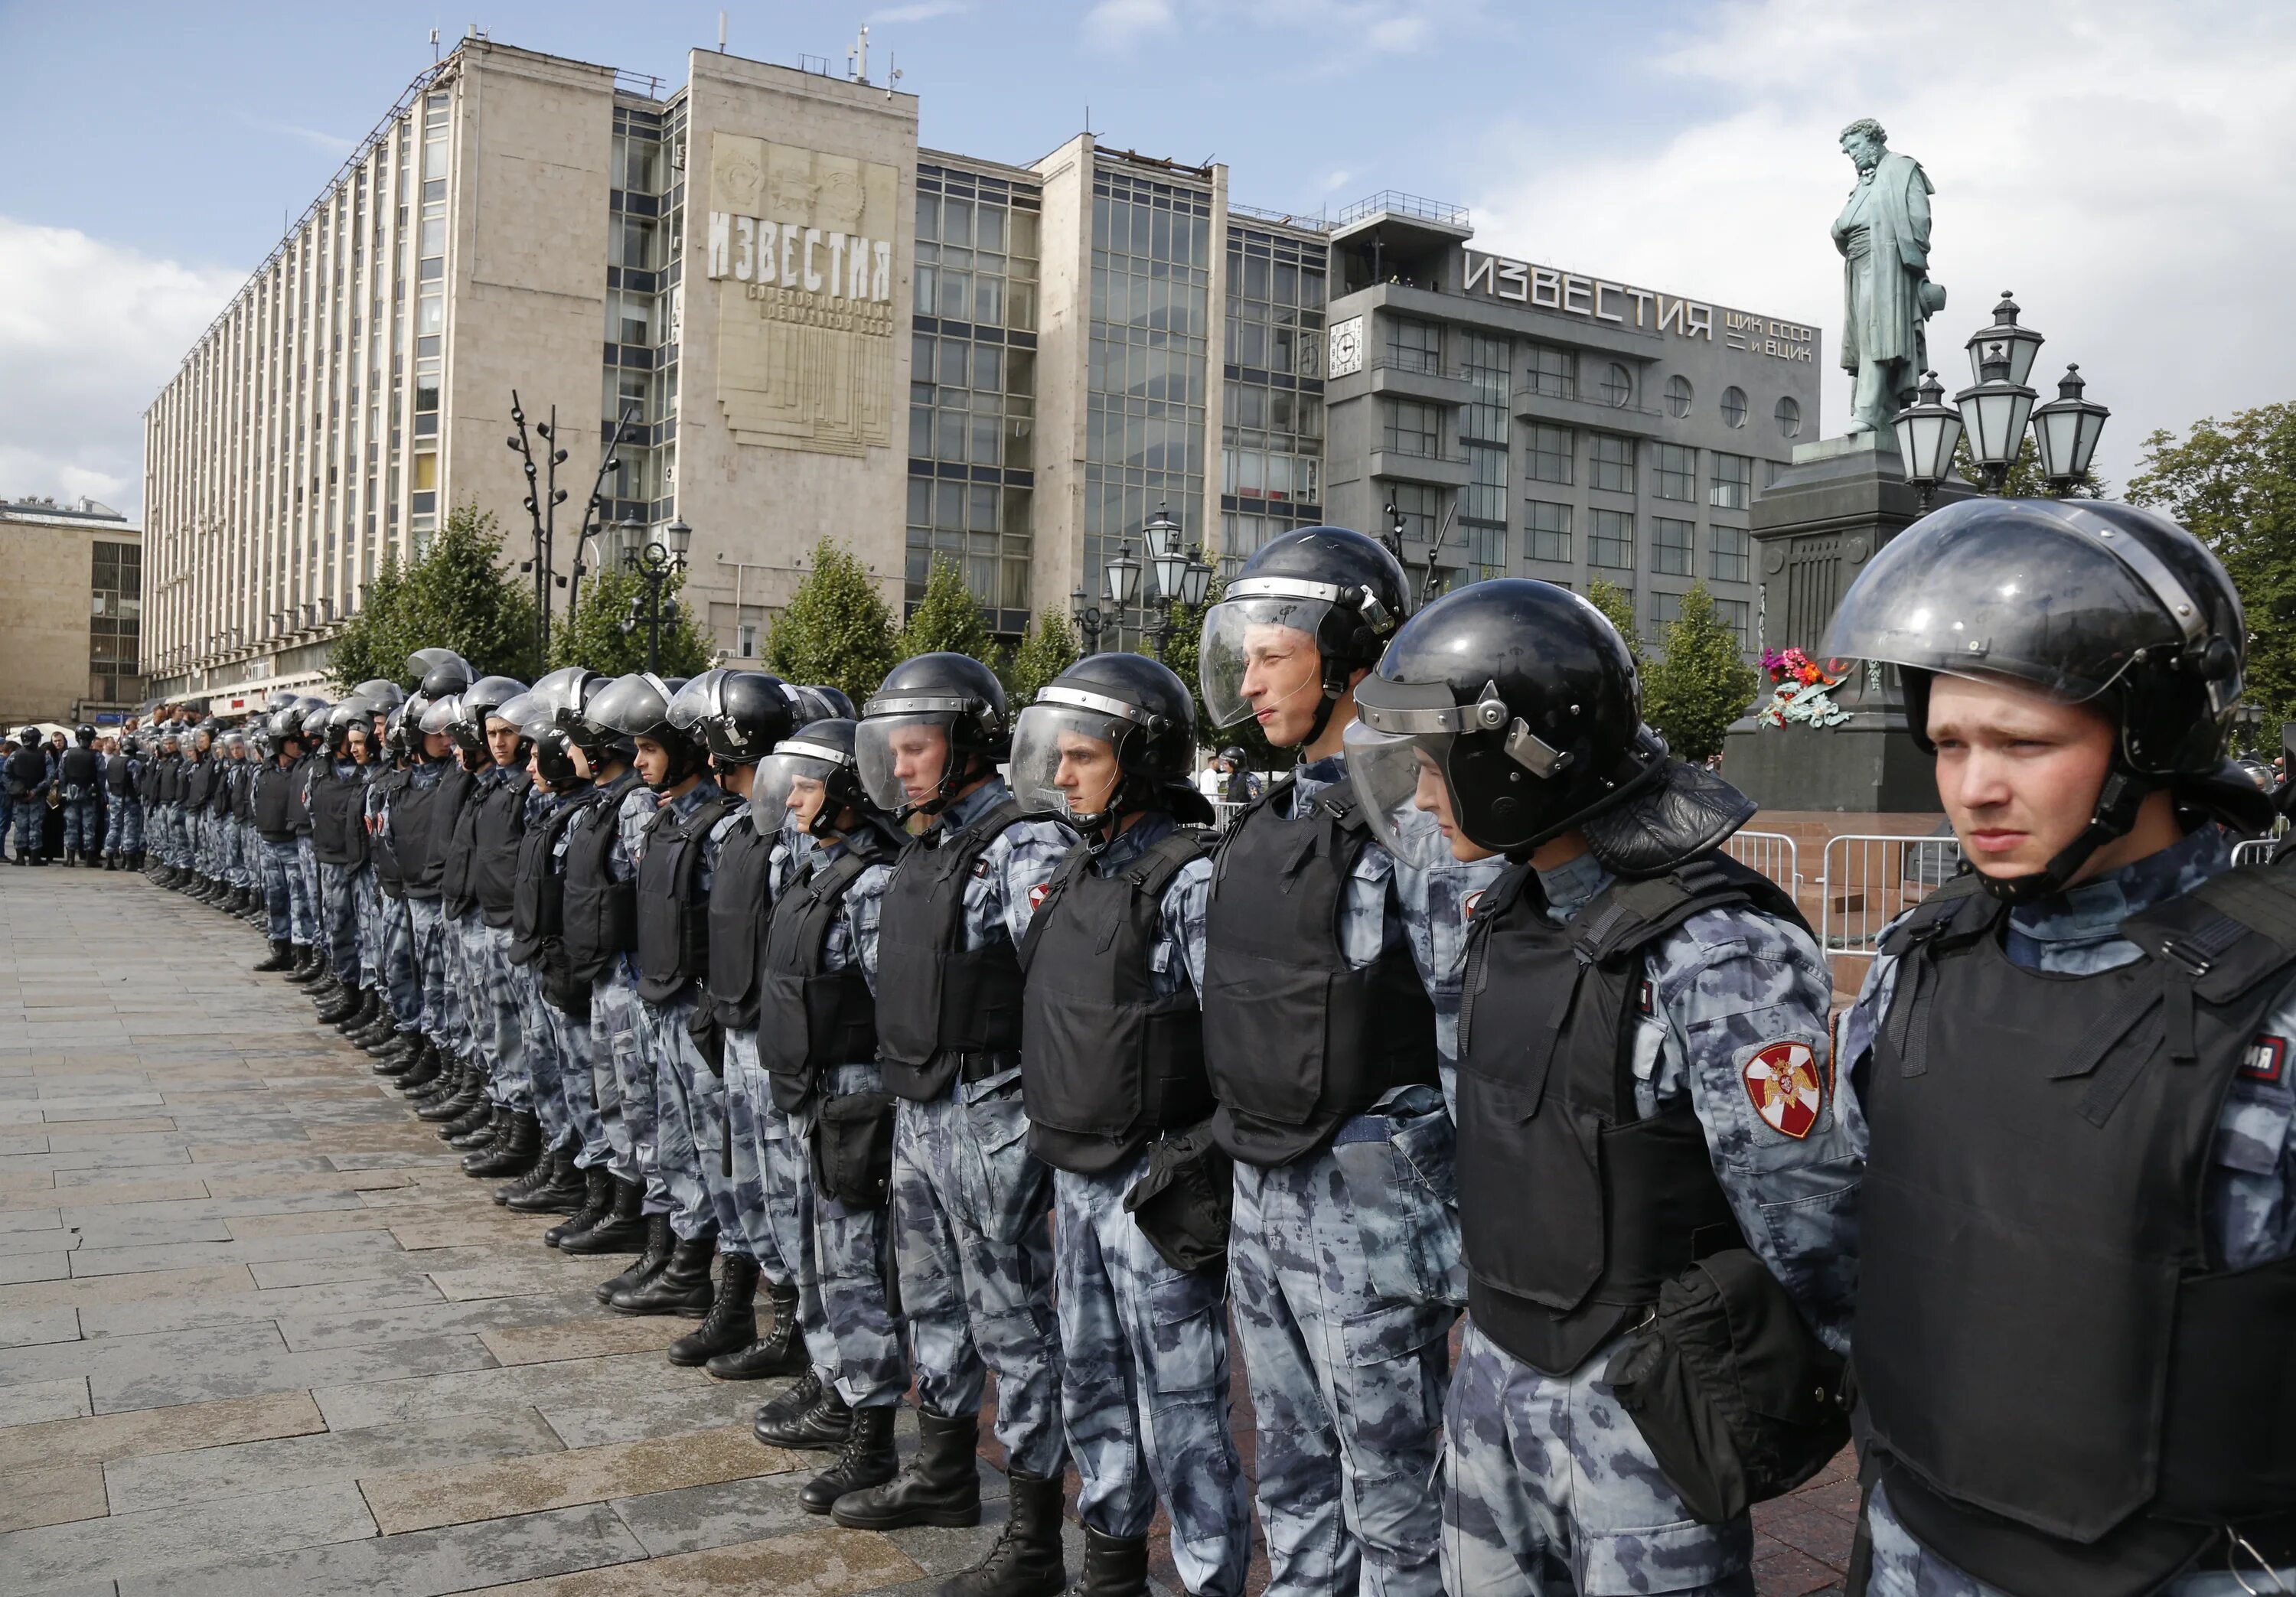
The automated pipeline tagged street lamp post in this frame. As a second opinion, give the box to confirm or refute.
[621,516,691,673]
[1137,506,1212,662]
[1069,585,1106,654]
[1893,290,2108,505]
[507,393,638,666]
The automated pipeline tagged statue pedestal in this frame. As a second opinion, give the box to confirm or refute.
[1723,432,1975,813]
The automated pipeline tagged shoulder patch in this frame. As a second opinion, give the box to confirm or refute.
[1027,882,1051,911]
[1742,1040,1824,1140]
[1464,888,1486,921]
[1636,977,1656,1017]
[2242,1035,2288,1086]
[971,858,992,879]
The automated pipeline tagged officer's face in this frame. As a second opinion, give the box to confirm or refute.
[633,735,670,787]
[1239,624,1323,748]
[789,774,830,832]
[889,723,951,804]
[347,731,369,764]
[1928,674,2117,880]
[1053,730,1120,819]
[422,730,455,761]
[485,719,521,768]
[1411,748,1498,862]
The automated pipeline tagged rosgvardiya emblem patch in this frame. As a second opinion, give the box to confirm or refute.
[1743,1040,1824,1139]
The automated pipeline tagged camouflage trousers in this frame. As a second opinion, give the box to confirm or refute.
[1443,1319,1751,1596]
[1230,1121,1455,1597]
[723,1032,839,1374]
[200,813,230,880]
[892,1070,1066,1478]
[641,992,740,1250]
[60,797,101,855]
[146,804,177,865]
[103,797,142,856]
[590,970,655,1201]
[409,898,465,1056]
[354,869,383,997]
[378,894,420,1033]
[1056,1159,1249,1596]
[297,839,322,954]
[234,821,259,889]
[260,837,313,946]
[457,917,530,1113]
[514,961,569,1145]
[538,993,610,1168]
[318,862,360,986]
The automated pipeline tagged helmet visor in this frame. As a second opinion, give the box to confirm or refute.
[495,691,551,739]
[1197,595,1336,729]
[1341,719,1459,868]
[665,670,726,735]
[585,673,674,738]
[418,694,461,738]
[855,713,952,813]
[750,736,849,836]
[1009,702,1131,823]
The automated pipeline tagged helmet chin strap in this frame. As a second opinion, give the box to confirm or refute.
[1976,769,2151,905]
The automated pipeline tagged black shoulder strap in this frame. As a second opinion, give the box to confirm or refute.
[1877,870,1994,956]
[806,846,875,906]
[1016,839,1097,970]
[1569,854,1782,965]
[1124,828,1216,900]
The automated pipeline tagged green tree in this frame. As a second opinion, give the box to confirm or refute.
[1585,576,1644,667]
[2127,403,2296,730]
[763,538,901,708]
[1952,432,2106,498]
[548,564,714,677]
[1643,582,1760,762]
[326,504,536,690]
[1006,608,1080,707]
[900,555,996,663]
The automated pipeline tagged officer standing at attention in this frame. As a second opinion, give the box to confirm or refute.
[458,680,543,1181]
[1189,526,1450,1597]
[1344,580,1858,1597]
[745,718,912,1514]
[102,732,142,869]
[828,653,1077,1597]
[418,685,494,1139]
[1825,498,2296,1597]
[396,653,478,1126]
[227,725,263,918]
[250,706,318,975]
[343,687,407,1056]
[56,725,103,865]
[1006,653,1249,1597]
[181,725,217,894]
[8,727,54,865]
[287,705,331,974]
[311,701,380,1033]
[151,727,185,882]
[362,704,436,1087]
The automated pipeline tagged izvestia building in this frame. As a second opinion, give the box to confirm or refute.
[143,34,1821,705]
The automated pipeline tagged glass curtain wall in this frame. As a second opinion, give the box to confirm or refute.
[1220,225,1327,570]
[603,99,674,542]
[1459,331,1509,582]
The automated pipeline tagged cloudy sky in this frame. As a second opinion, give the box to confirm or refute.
[2,0,2288,519]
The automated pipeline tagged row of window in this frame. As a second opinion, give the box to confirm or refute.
[1518,502,1750,582]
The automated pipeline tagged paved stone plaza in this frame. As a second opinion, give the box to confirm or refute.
[0,869,1853,1595]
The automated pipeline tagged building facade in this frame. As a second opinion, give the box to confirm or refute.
[0,497,144,728]
[144,36,1818,706]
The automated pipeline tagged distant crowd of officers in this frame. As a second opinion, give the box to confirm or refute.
[16,498,2292,1597]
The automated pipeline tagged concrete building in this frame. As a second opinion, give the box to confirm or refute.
[143,34,1817,703]
[0,497,144,727]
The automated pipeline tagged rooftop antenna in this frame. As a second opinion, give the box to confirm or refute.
[885,52,902,100]
[717,11,726,51]
[848,24,869,83]
[429,26,439,61]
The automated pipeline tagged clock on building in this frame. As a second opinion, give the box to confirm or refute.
[1326,315,1365,379]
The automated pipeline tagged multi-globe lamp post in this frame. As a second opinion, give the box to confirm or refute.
[1893,291,2112,509]
[1079,506,1212,660]
[618,513,692,673]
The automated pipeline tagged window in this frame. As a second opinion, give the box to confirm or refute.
[1525,343,1575,399]
[1590,508,1634,569]
[1388,481,1442,546]
[1525,500,1571,563]
[736,621,761,657]
[1653,517,1694,575]
[1776,395,1802,438]
[1711,526,1750,583]
[1466,524,1506,583]
[1459,333,1509,538]
[1664,375,1692,418]
[1597,362,1633,408]
[1710,451,1753,510]
[1525,424,1573,484]
[1720,386,1748,429]
[1645,589,1682,645]
[1385,318,1441,375]
[1714,598,1752,648]
[1381,398,1443,458]
[1655,443,1696,502]
[1590,432,1636,494]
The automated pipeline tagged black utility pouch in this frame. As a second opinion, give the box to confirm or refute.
[1122,1119,1234,1274]
[1603,1248,1854,1523]
[685,1006,725,1074]
[814,1090,897,1208]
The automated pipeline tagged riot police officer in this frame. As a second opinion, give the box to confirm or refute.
[1006,653,1248,1597]
[828,653,1077,1597]
[226,725,263,917]
[102,732,142,869]
[364,700,439,1084]
[310,701,377,1029]
[146,728,183,882]
[249,707,315,973]
[56,725,102,865]
[397,653,480,1125]
[1825,497,2296,1597]
[1345,578,1859,1596]
[7,726,52,865]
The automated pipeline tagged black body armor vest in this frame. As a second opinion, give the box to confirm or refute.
[394,771,445,898]
[1201,780,1438,1167]
[758,843,885,1113]
[1019,828,1217,1175]
[368,770,408,898]
[7,745,45,794]
[435,768,483,917]
[561,786,638,984]
[231,763,256,823]
[104,753,134,796]
[471,773,530,927]
[188,757,217,812]
[1860,865,2296,1597]
[308,768,367,868]
[214,760,240,819]
[875,797,1032,1102]
[1456,854,1796,1377]
[509,792,592,966]
[148,756,172,804]
[704,816,776,1032]
[252,764,297,842]
[634,794,738,1005]
[58,747,99,792]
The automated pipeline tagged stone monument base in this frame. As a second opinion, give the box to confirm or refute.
[1723,709,1938,814]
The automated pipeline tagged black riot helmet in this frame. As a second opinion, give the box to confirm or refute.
[752,717,896,842]
[857,652,1012,820]
[351,679,407,714]
[1009,651,1212,830]
[1346,579,1689,865]
[496,689,586,788]
[1197,525,1411,747]
[667,669,794,768]
[17,726,40,748]
[1825,495,2265,899]
[408,648,474,698]
[324,699,370,756]
[789,683,856,725]
[462,675,530,765]
[266,703,308,754]
[75,724,96,747]
[585,671,706,789]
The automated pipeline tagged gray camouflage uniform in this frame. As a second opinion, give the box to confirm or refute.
[1842,825,2296,1597]
[369,768,423,1038]
[590,776,667,1212]
[459,767,532,1115]
[717,821,801,1289]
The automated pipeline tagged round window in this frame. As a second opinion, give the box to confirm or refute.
[1599,363,1633,408]
[1775,395,1802,439]
[1720,386,1748,429]
[1664,375,1692,419]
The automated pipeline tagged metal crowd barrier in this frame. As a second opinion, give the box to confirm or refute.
[1723,829,1802,896]
[1819,833,1965,964]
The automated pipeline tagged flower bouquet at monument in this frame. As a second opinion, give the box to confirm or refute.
[1756,647,1851,729]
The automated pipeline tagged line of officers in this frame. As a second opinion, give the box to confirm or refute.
[119,496,2294,1597]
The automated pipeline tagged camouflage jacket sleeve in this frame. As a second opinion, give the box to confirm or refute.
[971,814,1078,950]
[1156,853,1212,999]
[610,787,654,881]
[1394,851,1508,1067]
[1641,904,1864,1354]
[2211,976,2296,1269]
[846,859,892,991]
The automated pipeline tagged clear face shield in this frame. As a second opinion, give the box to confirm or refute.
[1197,590,1336,732]
[1341,720,1458,868]
[418,694,461,741]
[1345,677,1584,864]
[855,714,953,815]
[751,736,850,838]
[1008,690,1142,827]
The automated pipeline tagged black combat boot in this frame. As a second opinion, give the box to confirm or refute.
[285,945,326,983]
[797,1401,896,1515]
[608,1230,717,1316]
[507,1148,589,1214]
[543,1166,616,1247]
[351,1008,400,1050]
[464,1110,540,1178]
[315,983,363,1025]
[102,852,116,871]
[757,1367,856,1449]
[559,1175,648,1254]
[491,1144,558,1206]
[1066,1528,1149,1597]
[419,1069,484,1124]
[410,1049,465,1107]
[667,1252,760,1365]
[337,989,383,1035]
[830,1407,983,1531]
[371,1033,419,1074]
[707,1279,808,1381]
[594,1212,674,1302]
[253,938,295,973]
[934,1468,1066,1597]
[754,1369,824,1438]
[393,1042,443,1093]
[447,1102,505,1150]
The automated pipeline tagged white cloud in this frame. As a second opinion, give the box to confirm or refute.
[1465,0,2296,483]
[0,218,246,519]
[867,1,970,21]
[1082,0,1176,51]
[1365,13,1430,52]
[232,111,355,158]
